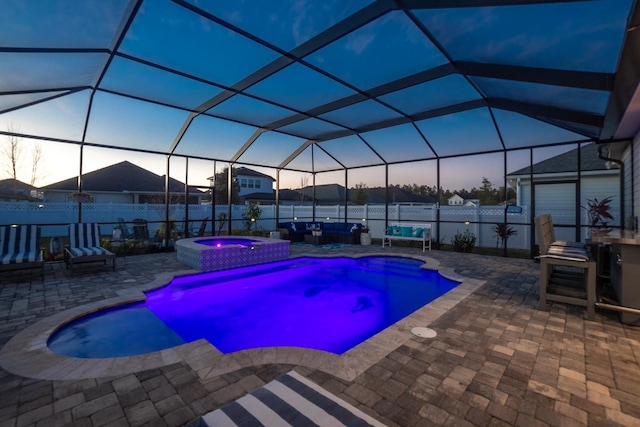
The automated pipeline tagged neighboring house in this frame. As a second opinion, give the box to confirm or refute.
[448,192,479,206]
[236,167,275,198]
[206,167,276,204]
[507,143,621,222]
[40,161,205,204]
[0,179,41,202]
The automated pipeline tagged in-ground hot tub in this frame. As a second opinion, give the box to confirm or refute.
[176,236,289,271]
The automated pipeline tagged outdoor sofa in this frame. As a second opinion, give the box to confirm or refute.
[277,221,363,244]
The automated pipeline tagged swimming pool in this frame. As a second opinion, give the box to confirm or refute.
[176,235,289,271]
[48,256,459,358]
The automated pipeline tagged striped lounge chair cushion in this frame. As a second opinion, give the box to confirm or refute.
[67,223,114,262]
[0,225,41,264]
[67,246,112,257]
[201,371,386,427]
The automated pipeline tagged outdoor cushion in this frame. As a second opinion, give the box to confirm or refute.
[412,228,424,238]
[0,225,41,265]
[401,227,413,237]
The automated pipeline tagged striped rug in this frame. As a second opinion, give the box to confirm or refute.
[201,371,386,427]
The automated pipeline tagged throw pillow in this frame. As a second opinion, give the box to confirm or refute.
[412,228,423,238]
[386,226,393,235]
[392,226,402,236]
[350,224,359,232]
[401,227,413,237]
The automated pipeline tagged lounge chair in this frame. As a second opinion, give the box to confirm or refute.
[65,223,115,272]
[116,217,136,240]
[534,214,595,320]
[194,217,209,237]
[0,225,44,273]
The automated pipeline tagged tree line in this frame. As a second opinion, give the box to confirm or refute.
[351,177,516,206]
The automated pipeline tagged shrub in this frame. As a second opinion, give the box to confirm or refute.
[452,230,476,253]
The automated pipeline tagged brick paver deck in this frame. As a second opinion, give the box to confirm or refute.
[1,243,639,426]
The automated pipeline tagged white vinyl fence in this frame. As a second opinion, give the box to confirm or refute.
[1,201,539,250]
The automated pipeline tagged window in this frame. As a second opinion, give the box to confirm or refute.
[240,179,247,188]
[248,179,254,188]
[255,180,261,189]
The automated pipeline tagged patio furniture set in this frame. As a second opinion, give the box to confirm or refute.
[277,221,364,244]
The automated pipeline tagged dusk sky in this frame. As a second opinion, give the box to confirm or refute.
[0,0,633,190]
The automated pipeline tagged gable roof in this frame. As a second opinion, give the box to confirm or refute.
[508,143,610,177]
[0,179,39,201]
[236,167,275,181]
[40,161,204,193]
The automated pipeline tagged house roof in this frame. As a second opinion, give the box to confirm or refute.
[0,179,39,201]
[40,161,204,194]
[451,191,478,200]
[508,143,611,177]
[236,167,275,181]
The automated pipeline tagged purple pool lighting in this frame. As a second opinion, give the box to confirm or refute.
[176,235,289,271]
[48,256,459,358]
[197,238,260,248]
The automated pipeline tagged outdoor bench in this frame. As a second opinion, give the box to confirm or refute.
[382,222,432,252]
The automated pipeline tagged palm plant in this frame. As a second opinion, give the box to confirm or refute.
[493,223,517,250]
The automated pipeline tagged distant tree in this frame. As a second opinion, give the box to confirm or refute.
[2,126,47,199]
[298,174,310,202]
[214,166,240,204]
[472,177,498,205]
[351,182,368,205]
[2,131,21,182]
[30,144,43,186]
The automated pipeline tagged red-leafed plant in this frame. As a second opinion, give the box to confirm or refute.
[583,196,614,230]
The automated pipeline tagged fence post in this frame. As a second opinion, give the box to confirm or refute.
[475,205,480,247]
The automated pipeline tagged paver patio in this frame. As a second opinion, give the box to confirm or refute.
[1,243,639,427]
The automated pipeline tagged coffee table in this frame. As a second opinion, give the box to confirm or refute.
[304,234,332,245]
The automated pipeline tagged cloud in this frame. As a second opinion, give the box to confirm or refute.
[344,31,375,55]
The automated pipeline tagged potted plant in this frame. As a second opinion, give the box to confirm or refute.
[360,224,371,245]
[583,196,614,236]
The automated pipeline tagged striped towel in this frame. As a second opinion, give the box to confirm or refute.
[201,371,386,427]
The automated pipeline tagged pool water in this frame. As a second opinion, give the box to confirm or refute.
[48,256,458,357]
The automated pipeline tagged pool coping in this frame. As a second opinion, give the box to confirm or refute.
[0,252,486,382]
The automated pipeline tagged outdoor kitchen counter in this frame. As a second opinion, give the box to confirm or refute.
[591,230,640,326]
[590,229,640,246]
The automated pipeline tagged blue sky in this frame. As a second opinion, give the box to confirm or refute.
[0,0,634,190]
